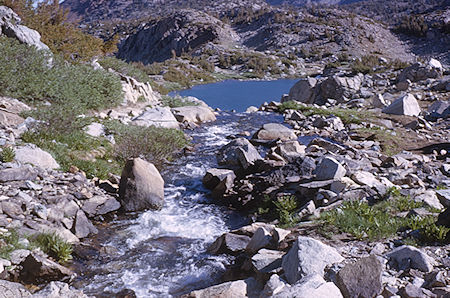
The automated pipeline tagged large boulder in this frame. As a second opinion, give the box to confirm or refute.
[32,281,88,298]
[171,106,216,124]
[118,158,165,211]
[118,72,160,105]
[132,107,180,129]
[382,94,421,116]
[208,233,251,255]
[184,277,260,298]
[0,97,30,128]
[282,236,344,284]
[397,60,443,83]
[336,255,383,298]
[287,77,317,104]
[386,245,435,272]
[315,157,346,181]
[15,145,59,169]
[253,123,297,141]
[0,279,31,297]
[202,168,235,198]
[20,252,73,284]
[0,167,37,182]
[217,138,262,170]
[0,6,49,51]
[317,74,363,104]
[273,274,343,298]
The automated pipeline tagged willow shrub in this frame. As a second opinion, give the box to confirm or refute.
[0,37,123,112]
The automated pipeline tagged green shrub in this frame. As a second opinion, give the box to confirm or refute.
[103,120,188,168]
[274,195,299,227]
[278,101,372,124]
[320,196,448,243]
[31,233,73,263]
[0,37,123,111]
[98,57,151,83]
[0,146,15,162]
[160,95,199,108]
[395,15,428,37]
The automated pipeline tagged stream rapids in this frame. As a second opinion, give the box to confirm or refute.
[77,111,283,297]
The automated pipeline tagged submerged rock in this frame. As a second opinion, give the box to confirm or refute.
[118,158,165,211]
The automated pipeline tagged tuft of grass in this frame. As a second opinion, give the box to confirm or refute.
[279,101,373,124]
[319,195,449,243]
[0,146,15,162]
[98,57,151,83]
[355,127,402,156]
[0,229,24,260]
[103,120,188,168]
[160,95,199,108]
[30,233,73,264]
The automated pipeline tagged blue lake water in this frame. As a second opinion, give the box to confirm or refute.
[169,79,299,112]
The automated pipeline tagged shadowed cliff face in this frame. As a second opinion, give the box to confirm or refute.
[117,10,239,64]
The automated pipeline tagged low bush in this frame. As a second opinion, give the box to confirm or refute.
[103,120,188,168]
[278,101,373,124]
[160,95,199,108]
[98,57,151,83]
[320,195,448,244]
[0,37,123,111]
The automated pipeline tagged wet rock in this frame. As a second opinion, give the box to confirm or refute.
[386,245,435,272]
[208,233,251,255]
[287,77,317,104]
[202,168,235,198]
[260,274,288,297]
[132,107,180,129]
[282,236,344,284]
[115,288,137,298]
[0,279,31,297]
[0,167,37,182]
[336,255,382,298]
[20,252,73,284]
[184,277,261,297]
[82,195,120,217]
[246,227,272,254]
[274,274,343,298]
[118,158,164,211]
[253,123,297,141]
[32,281,88,298]
[315,157,346,181]
[73,210,98,238]
[251,249,284,274]
[436,189,450,208]
[217,138,262,170]
[382,94,421,116]
[171,106,216,124]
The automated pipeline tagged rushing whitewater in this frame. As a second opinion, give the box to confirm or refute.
[78,112,283,297]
